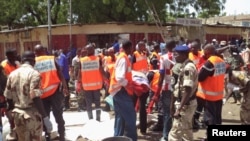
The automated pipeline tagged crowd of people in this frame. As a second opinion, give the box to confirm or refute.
[0,36,250,141]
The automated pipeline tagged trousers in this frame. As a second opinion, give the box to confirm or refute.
[113,87,137,141]
[42,87,65,140]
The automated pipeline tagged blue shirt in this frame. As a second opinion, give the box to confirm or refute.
[58,53,70,80]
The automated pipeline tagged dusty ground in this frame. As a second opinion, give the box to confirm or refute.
[71,96,241,141]
[66,83,241,141]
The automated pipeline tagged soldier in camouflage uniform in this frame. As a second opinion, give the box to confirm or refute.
[3,51,52,141]
[228,70,250,124]
[169,45,198,141]
[72,48,86,111]
[225,46,244,104]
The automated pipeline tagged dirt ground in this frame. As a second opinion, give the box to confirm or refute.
[131,97,240,141]
[67,83,241,141]
[73,96,241,141]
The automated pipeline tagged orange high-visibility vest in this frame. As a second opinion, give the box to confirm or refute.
[109,52,133,95]
[35,56,60,99]
[1,60,19,75]
[132,51,148,73]
[149,51,160,70]
[197,57,207,71]
[196,56,226,101]
[149,70,160,93]
[80,55,103,90]
[104,56,110,65]
[105,56,116,65]
[107,63,115,77]
[105,56,116,76]
[189,51,203,68]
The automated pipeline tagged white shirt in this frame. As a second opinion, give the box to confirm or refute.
[110,56,129,96]
[72,55,80,66]
[159,52,176,90]
[115,57,128,87]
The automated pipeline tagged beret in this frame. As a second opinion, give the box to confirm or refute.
[173,45,190,52]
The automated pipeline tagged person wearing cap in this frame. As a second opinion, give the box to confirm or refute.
[4,51,53,141]
[196,44,227,139]
[168,45,198,141]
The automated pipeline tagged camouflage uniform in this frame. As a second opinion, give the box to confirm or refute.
[169,60,198,141]
[225,53,244,71]
[229,70,250,124]
[77,90,86,110]
[4,64,43,141]
[72,56,86,110]
[225,53,244,103]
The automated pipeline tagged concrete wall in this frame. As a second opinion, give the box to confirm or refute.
[0,23,247,61]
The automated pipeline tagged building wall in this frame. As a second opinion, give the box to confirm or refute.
[204,26,245,42]
[0,23,247,61]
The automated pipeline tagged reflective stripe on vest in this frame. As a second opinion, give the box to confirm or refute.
[196,56,225,101]
[80,56,103,90]
[83,82,102,87]
[136,56,146,62]
[109,52,133,95]
[197,87,223,96]
[35,56,60,99]
[43,84,58,93]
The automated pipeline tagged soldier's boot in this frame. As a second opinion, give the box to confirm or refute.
[87,111,93,120]
[96,109,101,122]
[151,114,163,132]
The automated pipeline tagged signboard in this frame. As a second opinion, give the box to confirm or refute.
[176,18,202,27]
